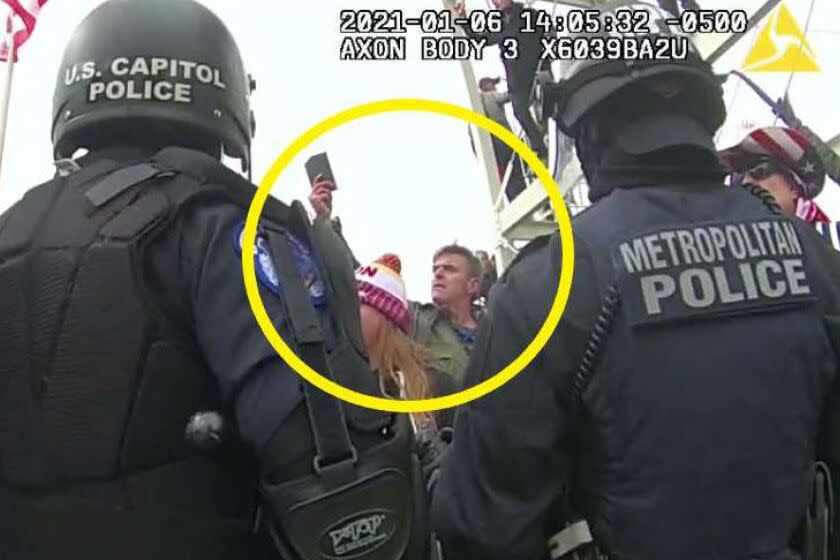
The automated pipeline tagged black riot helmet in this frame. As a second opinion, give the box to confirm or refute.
[52,0,256,171]
[549,0,726,152]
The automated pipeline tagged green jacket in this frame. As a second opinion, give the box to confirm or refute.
[408,302,478,393]
[321,216,479,392]
[312,215,485,429]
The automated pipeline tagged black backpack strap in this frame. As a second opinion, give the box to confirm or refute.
[266,228,358,488]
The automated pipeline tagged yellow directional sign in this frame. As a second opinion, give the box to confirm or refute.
[742,3,819,73]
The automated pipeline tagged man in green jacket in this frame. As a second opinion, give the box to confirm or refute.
[308,176,483,426]
[409,244,483,395]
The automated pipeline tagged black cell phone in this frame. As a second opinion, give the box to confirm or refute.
[305,152,334,186]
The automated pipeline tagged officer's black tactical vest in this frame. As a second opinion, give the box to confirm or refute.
[0,148,290,558]
[568,183,833,560]
[0,147,430,560]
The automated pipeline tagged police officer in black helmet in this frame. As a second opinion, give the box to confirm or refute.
[0,1,430,559]
[430,2,840,559]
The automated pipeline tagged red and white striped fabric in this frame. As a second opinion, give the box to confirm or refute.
[719,126,826,200]
[796,198,829,224]
[739,127,810,169]
[356,254,411,333]
[0,0,48,62]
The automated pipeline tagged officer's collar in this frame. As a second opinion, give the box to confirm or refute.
[586,142,726,203]
[76,145,161,167]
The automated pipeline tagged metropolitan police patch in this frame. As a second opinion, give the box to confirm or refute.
[233,221,327,306]
[613,217,816,327]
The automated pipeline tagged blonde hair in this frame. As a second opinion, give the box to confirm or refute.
[367,319,433,426]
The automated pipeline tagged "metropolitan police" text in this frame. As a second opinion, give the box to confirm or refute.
[64,57,227,105]
[617,220,811,319]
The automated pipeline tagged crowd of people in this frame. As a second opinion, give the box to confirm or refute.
[5,0,840,560]
[308,173,497,429]
[467,0,840,247]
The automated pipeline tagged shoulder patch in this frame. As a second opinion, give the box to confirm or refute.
[233,220,327,306]
[286,231,328,306]
[233,220,281,296]
[613,217,816,327]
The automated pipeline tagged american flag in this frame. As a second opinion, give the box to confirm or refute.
[796,198,830,224]
[0,0,48,62]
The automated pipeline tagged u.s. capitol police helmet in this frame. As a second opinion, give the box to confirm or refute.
[549,0,725,142]
[52,0,255,169]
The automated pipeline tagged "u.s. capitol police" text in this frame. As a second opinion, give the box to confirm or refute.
[64,57,227,105]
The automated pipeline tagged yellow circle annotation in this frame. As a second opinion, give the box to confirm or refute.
[241,98,575,413]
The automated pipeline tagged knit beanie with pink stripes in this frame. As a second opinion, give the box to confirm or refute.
[356,253,410,333]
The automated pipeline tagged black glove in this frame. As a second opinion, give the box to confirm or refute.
[414,424,453,493]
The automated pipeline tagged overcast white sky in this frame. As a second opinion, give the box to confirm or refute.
[0,0,837,300]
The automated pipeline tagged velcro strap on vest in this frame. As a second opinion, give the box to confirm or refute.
[85,163,169,208]
[99,189,170,241]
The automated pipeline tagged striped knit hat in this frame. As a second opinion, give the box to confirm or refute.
[356,254,410,333]
[719,126,826,200]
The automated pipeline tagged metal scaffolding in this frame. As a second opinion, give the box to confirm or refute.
[448,0,789,272]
